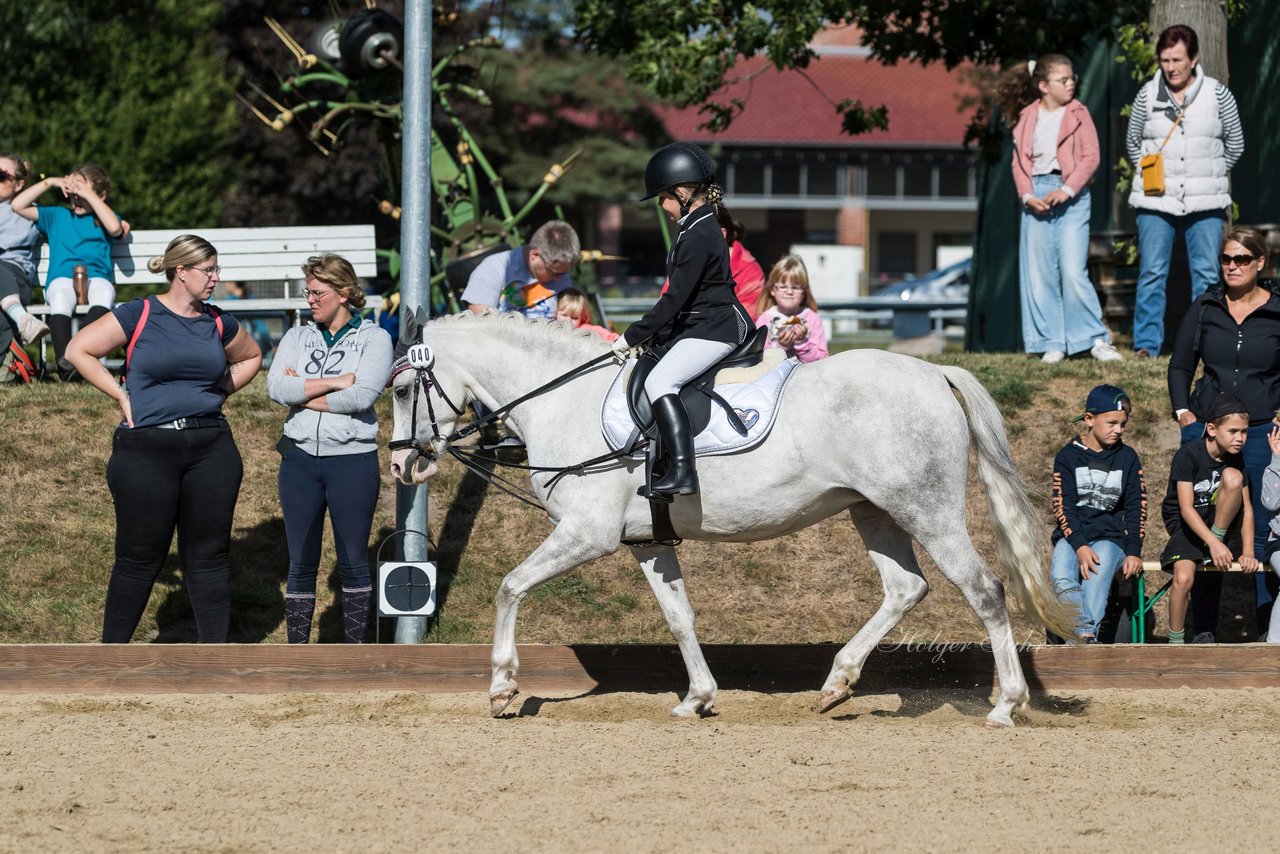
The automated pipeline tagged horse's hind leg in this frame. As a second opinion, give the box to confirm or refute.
[630,543,717,717]
[490,522,617,716]
[819,504,929,713]
[914,524,1030,728]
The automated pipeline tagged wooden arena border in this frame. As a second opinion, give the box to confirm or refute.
[1,643,1278,694]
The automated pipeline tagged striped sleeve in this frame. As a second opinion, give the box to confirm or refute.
[1125,88,1148,168]
[1218,83,1244,171]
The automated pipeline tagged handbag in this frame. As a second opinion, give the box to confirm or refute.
[1139,112,1184,196]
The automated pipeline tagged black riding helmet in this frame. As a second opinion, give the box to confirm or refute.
[638,142,717,202]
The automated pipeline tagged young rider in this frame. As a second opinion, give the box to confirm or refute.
[611,142,751,498]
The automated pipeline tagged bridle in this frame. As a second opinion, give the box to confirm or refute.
[387,343,635,506]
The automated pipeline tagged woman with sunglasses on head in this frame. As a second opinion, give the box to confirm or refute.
[0,155,48,347]
[65,235,263,643]
[1168,225,1280,641]
[267,255,392,643]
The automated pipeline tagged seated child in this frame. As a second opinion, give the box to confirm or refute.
[555,287,618,342]
[1160,392,1261,644]
[1050,385,1146,642]
[1257,426,1280,644]
[10,162,127,380]
[755,254,828,363]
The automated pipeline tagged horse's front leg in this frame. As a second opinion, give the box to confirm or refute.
[490,522,617,716]
[630,543,717,717]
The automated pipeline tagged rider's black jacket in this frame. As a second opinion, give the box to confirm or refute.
[622,207,750,349]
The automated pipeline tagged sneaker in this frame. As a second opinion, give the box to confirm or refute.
[16,313,49,345]
[1133,348,1153,359]
[1193,631,1216,644]
[1040,350,1065,364]
[1090,339,1123,362]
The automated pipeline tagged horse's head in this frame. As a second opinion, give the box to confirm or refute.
[388,308,469,485]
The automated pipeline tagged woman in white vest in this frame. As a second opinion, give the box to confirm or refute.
[1127,24,1244,357]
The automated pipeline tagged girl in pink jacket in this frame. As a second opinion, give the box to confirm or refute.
[1000,54,1120,364]
[755,254,828,363]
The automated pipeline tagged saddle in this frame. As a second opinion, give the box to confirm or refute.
[625,326,768,439]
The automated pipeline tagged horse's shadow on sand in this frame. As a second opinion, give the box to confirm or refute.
[507,689,1090,721]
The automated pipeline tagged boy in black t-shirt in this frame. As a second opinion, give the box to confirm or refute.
[1160,393,1262,643]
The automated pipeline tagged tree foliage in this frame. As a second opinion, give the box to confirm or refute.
[0,0,238,228]
[576,0,1151,134]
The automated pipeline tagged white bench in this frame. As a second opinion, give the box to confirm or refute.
[27,225,384,362]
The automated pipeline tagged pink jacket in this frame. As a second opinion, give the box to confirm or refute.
[1011,99,1100,200]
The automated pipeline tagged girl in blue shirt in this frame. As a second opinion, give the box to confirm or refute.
[11,162,127,379]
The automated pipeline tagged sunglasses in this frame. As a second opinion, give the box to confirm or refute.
[1220,254,1258,267]
[0,170,14,183]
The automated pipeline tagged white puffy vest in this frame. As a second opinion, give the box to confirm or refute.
[1128,71,1232,215]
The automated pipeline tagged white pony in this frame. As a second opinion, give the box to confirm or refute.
[389,311,1073,726]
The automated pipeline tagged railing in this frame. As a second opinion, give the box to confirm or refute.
[598,295,968,350]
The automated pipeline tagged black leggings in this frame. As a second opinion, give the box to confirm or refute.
[103,422,243,642]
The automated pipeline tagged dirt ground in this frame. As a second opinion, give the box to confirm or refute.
[3,687,1278,852]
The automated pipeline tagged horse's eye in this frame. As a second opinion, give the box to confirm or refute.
[394,386,409,399]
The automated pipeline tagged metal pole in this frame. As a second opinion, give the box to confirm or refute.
[395,0,432,644]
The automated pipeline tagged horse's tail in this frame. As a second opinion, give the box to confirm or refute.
[940,365,1076,639]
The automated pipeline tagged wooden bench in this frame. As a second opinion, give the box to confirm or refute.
[27,225,384,361]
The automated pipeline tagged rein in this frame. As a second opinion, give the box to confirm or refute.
[389,348,638,504]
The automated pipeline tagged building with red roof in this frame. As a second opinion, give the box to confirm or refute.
[609,27,980,300]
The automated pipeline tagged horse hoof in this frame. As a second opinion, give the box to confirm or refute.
[490,690,520,717]
[817,688,852,714]
[671,698,715,718]
[985,713,1015,729]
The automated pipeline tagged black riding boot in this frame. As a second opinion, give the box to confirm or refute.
[646,394,698,496]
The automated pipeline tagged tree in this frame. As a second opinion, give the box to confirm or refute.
[576,0,1152,136]
[0,0,238,228]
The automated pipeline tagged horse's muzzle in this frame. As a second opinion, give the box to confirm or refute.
[390,446,438,485]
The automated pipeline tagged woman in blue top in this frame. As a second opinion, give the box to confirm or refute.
[65,235,262,643]
[11,162,127,380]
[267,254,392,643]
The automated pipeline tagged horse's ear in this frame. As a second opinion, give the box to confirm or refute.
[395,308,420,360]
[414,307,428,343]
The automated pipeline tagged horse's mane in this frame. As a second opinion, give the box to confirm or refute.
[427,309,612,360]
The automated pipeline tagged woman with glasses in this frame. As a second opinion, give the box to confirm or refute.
[998,53,1118,364]
[1168,225,1280,642]
[1127,24,1244,357]
[267,254,392,643]
[65,234,263,642]
[755,254,828,363]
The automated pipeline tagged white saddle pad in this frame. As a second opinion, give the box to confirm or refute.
[600,353,800,458]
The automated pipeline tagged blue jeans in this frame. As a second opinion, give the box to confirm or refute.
[1020,176,1109,355]
[1133,209,1226,353]
[1051,537,1125,638]
[278,448,381,594]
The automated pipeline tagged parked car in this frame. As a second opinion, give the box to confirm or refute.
[873,258,971,302]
